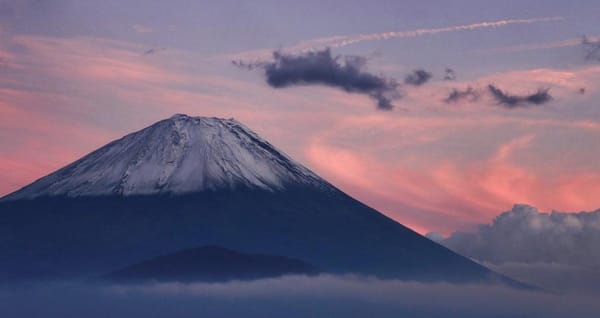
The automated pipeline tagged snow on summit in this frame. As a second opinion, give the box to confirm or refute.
[3,114,327,200]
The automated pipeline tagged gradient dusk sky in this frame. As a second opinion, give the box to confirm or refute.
[1,0,600,235]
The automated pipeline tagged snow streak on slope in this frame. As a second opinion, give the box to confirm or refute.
[3,114,328,200]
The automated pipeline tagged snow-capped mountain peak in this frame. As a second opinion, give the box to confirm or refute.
[3,114,328,200]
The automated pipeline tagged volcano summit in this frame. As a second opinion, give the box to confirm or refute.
[4,114,327,199]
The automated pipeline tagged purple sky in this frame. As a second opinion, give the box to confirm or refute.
[1,0,600,234]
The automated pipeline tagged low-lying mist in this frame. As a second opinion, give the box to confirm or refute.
[1,274,599,318]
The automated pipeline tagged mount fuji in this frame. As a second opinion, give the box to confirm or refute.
[4,114,326,199]
[0,114,514,285]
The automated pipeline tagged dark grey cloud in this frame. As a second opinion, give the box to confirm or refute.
[488,85,551,108]
[231,59,258,70]
[231,59,270,71]
[234,49,399,110]
[429,204,600,268]
[444,67,456,81]
[444,87,479,103]
[404,69,432,86]
[582,35,600,62]
[143,47,167,56]
[2,275,600,318]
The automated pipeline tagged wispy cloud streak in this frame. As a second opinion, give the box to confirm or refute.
[300,16,565,50]
[476,35,600,55]
[226,17,566,60]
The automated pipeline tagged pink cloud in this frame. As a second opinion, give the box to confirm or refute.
[2,33,600,238]
[306,113,600,234]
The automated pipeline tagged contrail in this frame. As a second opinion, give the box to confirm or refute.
[475,35,600,55]
[224,16,565,60]
[297,16,565,50]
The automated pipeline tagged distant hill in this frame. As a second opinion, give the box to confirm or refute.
[105,245,319,283]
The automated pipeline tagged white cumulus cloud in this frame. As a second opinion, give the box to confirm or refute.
[430,204,600,267]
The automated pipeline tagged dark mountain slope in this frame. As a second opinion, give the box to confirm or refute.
[0,187,501,283]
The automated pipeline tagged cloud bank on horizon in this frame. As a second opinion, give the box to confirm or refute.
[429,204,600,292]
[2,275,600,318]
[430,204,600,268]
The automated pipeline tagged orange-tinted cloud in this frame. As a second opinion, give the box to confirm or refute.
[306,110,600,234]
